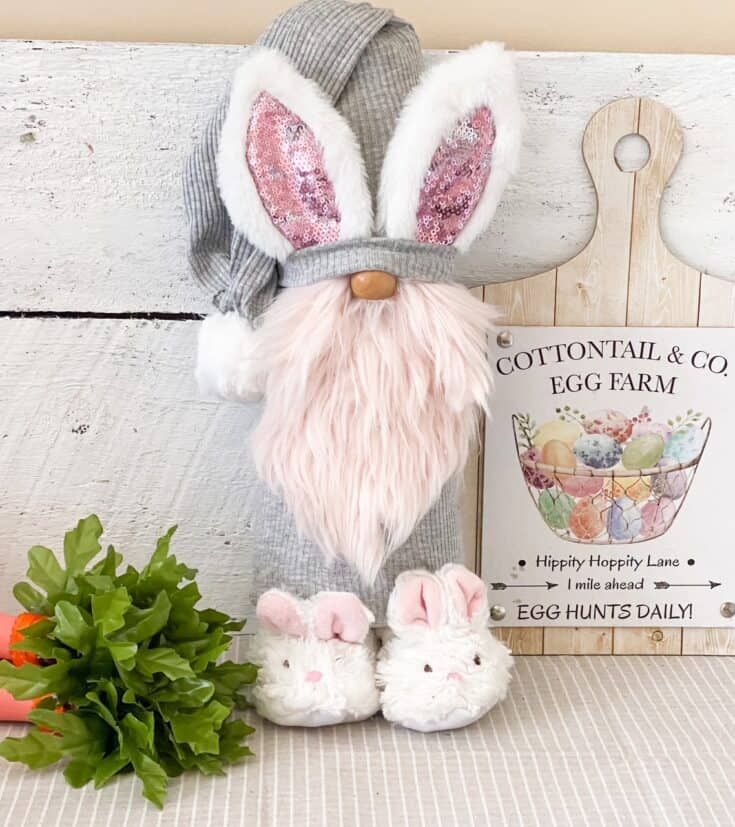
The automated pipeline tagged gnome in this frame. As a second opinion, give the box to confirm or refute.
[185,0,520,730]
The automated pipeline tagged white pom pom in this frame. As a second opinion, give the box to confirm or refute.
[195,312,265,402]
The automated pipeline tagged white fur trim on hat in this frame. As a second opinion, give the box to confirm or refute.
[217,47,373,261]
[195,312,265,402]
[377,42,522,252]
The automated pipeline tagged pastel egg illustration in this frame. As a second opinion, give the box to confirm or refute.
[541,439,577,470]
[641,497,677,538]
[573,434,623,469]
[569,497,606,540]
[560,470,604,498]
[652,458,688,500]
[584,409,633,443]
[605,475,652,503]
[538,490,575,530]
[631,421,671,440]
[621,433,665,470]
[533,419,583,449]
[607,497,643,541]
[664,427,706,463]
[520,448,554,490]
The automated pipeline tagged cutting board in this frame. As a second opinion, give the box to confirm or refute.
[483,97,735,656]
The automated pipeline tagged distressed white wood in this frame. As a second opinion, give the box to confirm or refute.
[2,40,735,639]
[2,42,735,311]
[0,317,260,618]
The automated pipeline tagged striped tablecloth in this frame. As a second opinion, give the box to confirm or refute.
[0,652,732,826]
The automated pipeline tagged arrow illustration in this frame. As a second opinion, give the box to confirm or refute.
[490,582,558,591]
[654,580,721,590]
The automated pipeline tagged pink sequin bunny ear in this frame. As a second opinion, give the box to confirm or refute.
[378,42,521,252]
[218,47,373,261]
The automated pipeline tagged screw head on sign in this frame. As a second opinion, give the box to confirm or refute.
[651,630,664,642]
[497,330,513,348]
[489,605,506,622]
[721,602,735,619]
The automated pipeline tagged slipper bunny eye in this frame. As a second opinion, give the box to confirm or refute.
[473,654,482,666]
[423,664,433,673]
[282,659,290,669]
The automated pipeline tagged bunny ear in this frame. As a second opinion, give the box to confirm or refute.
[218,47,372,262]
[256,589,308,638]
[439,565,489,625]
[312,593,374,643]
[378,42,521,252]
[386,571,446,631]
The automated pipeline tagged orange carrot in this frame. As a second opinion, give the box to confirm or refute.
[8,612,46,667]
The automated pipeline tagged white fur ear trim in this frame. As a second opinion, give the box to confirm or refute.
[378,42,522,252]
[195,312,265,402]
[218,47,373,261]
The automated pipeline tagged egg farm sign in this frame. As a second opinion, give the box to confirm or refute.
[482,327,735,628]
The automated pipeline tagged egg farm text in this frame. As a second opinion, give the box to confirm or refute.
[495,337,728,397]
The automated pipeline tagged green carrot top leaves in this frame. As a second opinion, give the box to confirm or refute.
[0,516,257,809]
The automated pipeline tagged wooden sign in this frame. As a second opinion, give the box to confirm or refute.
[483,97,735,656]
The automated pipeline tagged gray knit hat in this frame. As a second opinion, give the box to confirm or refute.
[184,0,521,325]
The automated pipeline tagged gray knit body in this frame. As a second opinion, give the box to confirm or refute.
[184,0,463,622]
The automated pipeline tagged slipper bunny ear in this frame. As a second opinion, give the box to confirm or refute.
[256,589,309,638]
[386,571,447,633]
[438,564,490,627]
[218,47,373,261]
[312,593,374,643]
[378,42,521,252]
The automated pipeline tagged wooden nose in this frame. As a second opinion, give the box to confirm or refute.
[349,270,397,300]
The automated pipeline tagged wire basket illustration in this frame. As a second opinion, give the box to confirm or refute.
[512,407,711,545]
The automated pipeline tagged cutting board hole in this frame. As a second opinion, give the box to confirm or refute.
[614,134,651,172]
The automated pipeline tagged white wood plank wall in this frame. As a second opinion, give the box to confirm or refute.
[1,41,734,623]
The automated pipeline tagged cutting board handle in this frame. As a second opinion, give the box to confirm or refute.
[556,97,699,326]
[582,98,683,209]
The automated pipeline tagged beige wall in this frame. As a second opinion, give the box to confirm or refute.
[1,0,734,52]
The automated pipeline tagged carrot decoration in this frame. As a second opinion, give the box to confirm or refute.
[7,612,46,666]
[0,613,47,720]
[0,691,43,722]
[0,515,257,808]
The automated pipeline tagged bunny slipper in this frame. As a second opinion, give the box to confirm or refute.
[377,564,513,733]
[250,589,381,727]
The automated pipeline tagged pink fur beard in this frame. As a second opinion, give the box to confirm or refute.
[252,279,497,584]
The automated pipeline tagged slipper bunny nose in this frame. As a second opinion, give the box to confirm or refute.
[448,672,463,682]
[350,270,397,300]
[306,670,323,683]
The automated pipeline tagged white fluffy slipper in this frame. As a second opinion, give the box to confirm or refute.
[249,589,381,727]
[376,564,513,732]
